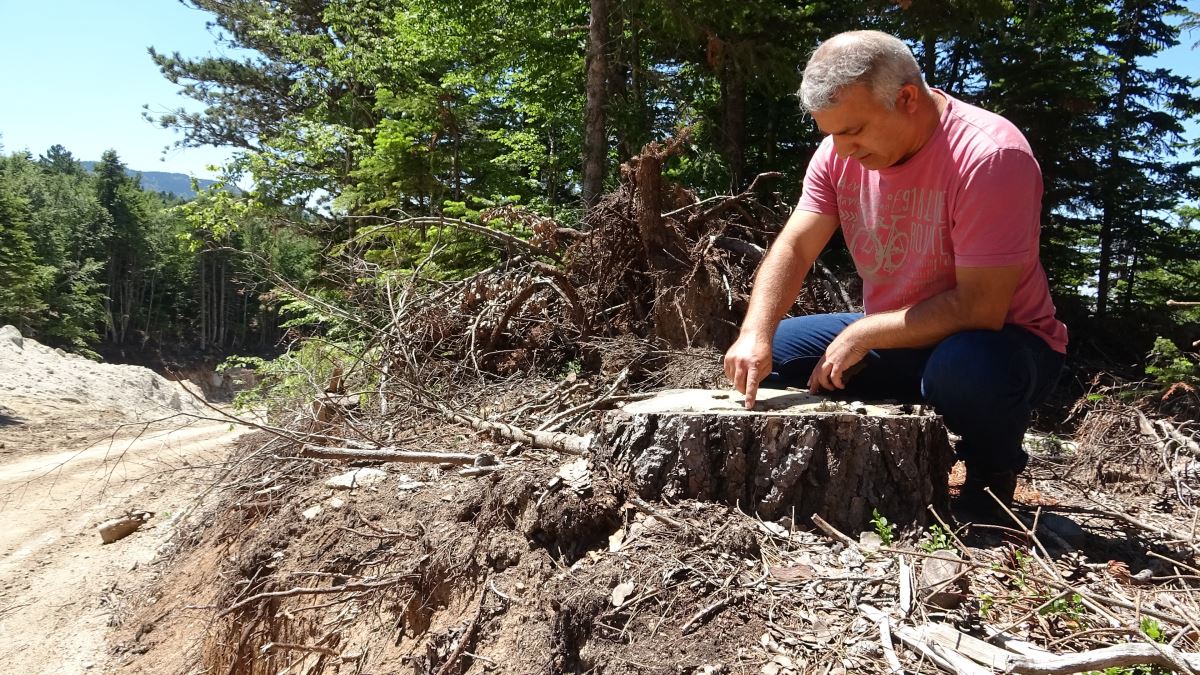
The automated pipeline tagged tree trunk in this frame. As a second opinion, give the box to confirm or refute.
[594,389,955,532]
[1097,57,1132,321]
[720,61,746,190]
[582,0,609,210]
[1097,196,1113,320]
[218,257,227,348]
[922,34,937,84]
[199,254,207,350]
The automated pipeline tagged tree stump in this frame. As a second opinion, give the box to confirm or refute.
[594,388,955,533]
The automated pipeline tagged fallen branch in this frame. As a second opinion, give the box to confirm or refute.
[450,412,591,455]
[680,594,737,634]
[812,513,1194,628]
[628,496,686,530]
[859,605,903,674]
[1007,643,1200,674]
[434,580,488,675]
[299,444,479,465]
[893,625,991,675]
[538,367,630,432]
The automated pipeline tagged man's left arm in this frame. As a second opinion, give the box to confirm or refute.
[808,264,1022,391]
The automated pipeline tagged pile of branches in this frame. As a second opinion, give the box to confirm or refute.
[349,134,850,378]
[242,136,858,447]
[1062,375,1200,504]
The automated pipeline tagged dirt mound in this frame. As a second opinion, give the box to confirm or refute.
[0,325,205,420]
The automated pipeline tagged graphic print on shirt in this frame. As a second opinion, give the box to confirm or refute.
[838,176,955,309]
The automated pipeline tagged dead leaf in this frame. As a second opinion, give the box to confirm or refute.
[757,521,788,538]
[557,458,592,494]
[768,564,815,582]
[611,579,636,606]
[608,527,626,552]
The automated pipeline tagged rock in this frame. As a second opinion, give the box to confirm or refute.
[302,505,323,520]
[611,579,635,606]
[327,497,346,509]
[325,468,388,490]
[0,325,22,349]
[395,474,425,491]
[1038,512,1087,548]
[919,550,967,608]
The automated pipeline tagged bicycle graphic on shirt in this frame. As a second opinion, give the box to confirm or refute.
[847,214,910,276]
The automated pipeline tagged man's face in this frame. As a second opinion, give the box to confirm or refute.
[810,83,924,170]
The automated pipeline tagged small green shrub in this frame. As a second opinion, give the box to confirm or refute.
[870,509,894,545]
[1146,336,1198,388]
[920,524,955,553]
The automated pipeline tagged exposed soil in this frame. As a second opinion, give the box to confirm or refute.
[0,396,247,674]
[103,418,1200,675]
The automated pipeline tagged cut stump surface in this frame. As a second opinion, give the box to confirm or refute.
[595,388,954,532]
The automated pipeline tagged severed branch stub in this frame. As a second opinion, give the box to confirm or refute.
[595,388,954,533]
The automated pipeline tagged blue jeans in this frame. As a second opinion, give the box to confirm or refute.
[767,313,1065,474]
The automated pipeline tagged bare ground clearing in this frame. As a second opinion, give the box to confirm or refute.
[0,397,247,675]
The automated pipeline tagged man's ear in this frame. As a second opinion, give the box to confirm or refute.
[896,84,920,112]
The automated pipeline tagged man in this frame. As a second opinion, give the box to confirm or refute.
[723,30,1067,520]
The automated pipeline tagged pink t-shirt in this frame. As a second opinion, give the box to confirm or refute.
[797,91,1068,353]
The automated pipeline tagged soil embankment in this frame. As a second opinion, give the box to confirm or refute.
[0,326,247,674]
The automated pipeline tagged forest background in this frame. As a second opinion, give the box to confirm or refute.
[0,0,1198,386]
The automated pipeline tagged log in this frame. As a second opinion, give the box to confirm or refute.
[594,388,954,532]
[98,510,153,544]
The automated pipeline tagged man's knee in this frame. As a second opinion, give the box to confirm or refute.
[771,313,861,363]
[921,329,1036,410]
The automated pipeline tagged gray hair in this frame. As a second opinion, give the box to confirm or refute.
[799,31,927,112]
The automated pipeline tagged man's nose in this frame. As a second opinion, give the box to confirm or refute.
[832,136,856,159]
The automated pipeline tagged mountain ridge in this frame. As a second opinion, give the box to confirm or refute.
[80,161,227,199]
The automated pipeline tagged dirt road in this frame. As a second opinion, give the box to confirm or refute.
[0,401,247,674]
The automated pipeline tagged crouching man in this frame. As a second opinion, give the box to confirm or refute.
[723,30,1067,520]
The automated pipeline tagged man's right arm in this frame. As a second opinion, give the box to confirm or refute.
[724,208,839,408]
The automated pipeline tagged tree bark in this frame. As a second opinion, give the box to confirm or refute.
[594,389,955,532]
[720,61,746,189]
[582,0,609,210]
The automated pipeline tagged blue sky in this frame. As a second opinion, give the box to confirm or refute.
[0,1,1197,181]
[0,0,236,178]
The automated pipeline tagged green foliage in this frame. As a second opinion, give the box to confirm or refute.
[920,524,955,553]
[1010,549,1032,590]
[1140,616,1164,643]
[870,509,895,546]
[0,141,324,355]
[0,164,51,332]
[1039,593,1086,621]
[221,339,360,417]
[978,593,995,618]
[1145,336,1199,388]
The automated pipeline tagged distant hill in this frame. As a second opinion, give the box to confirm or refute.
[80,161,230,199]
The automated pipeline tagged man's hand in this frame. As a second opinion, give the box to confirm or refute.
[808,325,869,393]
[724,333,773,409]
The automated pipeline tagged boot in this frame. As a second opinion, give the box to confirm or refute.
[953,467,1018,524]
